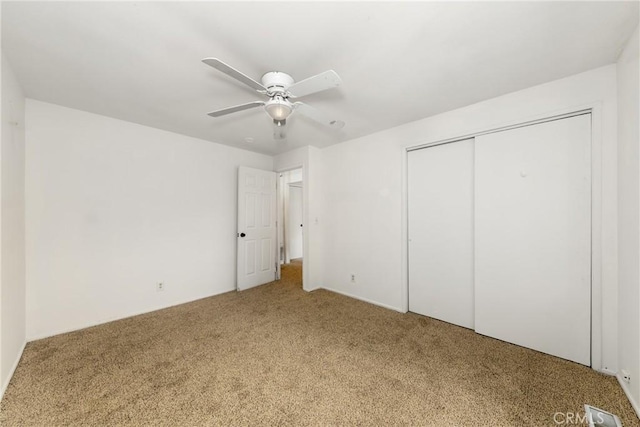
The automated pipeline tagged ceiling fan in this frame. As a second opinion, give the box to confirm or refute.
[202,58,345,140]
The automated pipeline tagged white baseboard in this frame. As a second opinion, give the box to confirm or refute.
[599,367,617,376]
[1,340,26,402]
[320,287,404,313]
[27,287,235,342]
[616,372,640,419]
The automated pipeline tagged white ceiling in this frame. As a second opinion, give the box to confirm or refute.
[2,2,638,155]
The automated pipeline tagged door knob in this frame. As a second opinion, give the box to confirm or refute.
[240,232,246,237]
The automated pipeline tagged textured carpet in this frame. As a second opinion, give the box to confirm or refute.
[1,261,637,426]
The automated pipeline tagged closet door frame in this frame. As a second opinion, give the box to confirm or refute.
[400,104,605,372]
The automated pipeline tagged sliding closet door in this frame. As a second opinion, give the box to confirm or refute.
[408,139,474,329]
[474,114,591,365]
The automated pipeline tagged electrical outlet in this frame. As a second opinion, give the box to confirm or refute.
[157,282,164,292]
[350,274,356,283]
[622,370,631,383]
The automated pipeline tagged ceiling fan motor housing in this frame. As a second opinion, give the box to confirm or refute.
[261,71,294,95]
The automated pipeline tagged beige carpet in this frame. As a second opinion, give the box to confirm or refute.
[1,261,637,426]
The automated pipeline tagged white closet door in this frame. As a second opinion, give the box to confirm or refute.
[408,139,474,329]
[474,114,591,365]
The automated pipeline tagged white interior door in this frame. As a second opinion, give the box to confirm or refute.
[408,139,474,329]
[237,166,277,291]
[288,184,303,260]
[474,114,591,365]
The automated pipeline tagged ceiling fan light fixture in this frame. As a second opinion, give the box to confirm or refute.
[265,98,293,121]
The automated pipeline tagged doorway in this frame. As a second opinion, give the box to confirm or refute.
[277,168,303,287]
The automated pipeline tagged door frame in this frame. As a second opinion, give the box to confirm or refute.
[276,165,305,288]
[402,103,605,372]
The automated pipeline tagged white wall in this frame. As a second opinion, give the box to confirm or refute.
[274,146,307,173]
[617,25,640,412]
[25,100,272,340]
[1,54,26,398]
[319,65,619,372]
[288,169,302,183]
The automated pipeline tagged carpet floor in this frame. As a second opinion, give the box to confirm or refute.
[1,261,637,426]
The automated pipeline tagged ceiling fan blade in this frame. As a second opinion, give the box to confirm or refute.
[293,102,345,130]
[207,101,264,117]
[273,121,287,140]
[202,58,266,92]
[287,70,342,98]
